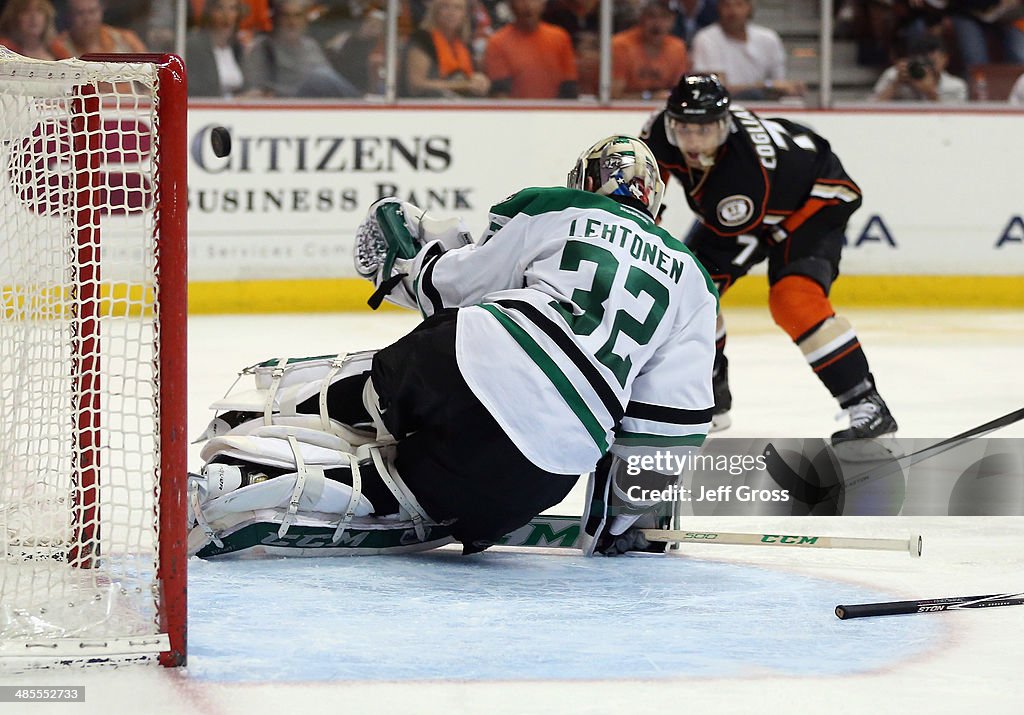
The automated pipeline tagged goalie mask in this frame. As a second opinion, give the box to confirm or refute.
[567,135,664,218]
[665,73,732,170]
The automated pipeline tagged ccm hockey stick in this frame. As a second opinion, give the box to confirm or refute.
[836,592,1024,620]
[504,515,921,556]
[639,527,920,557]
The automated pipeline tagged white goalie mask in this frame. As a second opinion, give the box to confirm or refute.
[567,135,665,218]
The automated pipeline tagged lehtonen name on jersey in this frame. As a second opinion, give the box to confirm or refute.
[568,216,687,283]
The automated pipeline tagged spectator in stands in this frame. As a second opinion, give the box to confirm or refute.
[484,0,578,98]
[377,0,495,55]
[244,0,361,97]
[541,0,599,94]
[400,0,490,97]
[323,3,386,94]
[50,0,147,56]
[0,0,67,59]
[188,0,272,35]
[142,0,265,52]
[672,0,718,46]
[947,0,1024,67]
[689,0,804,100]
[541,0,598,39]
[301,1,363,44]
[870,32,968,101]
[1009,69,1024,102]
[539,0,638,94]
[611,0,690,100]
[480,0,514,30]
[139,1,176,52]
[186,0,252,97]
[99,1,152,38]
[136,0,271,45]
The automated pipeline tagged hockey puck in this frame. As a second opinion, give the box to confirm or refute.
[210,126,231,158]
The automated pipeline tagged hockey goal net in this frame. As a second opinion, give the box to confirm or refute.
[0,48,186,667]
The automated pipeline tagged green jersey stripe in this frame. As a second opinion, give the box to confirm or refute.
[479,303,610,453]
[613,431,707,447]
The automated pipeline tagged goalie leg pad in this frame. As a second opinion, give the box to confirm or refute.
[196,352,378,445]
[189,429,446,557]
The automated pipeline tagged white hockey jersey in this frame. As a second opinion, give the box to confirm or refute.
[411,187,718,475]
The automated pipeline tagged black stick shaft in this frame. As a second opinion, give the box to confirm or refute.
[836,592,1024,619]
[817,406,1024,501]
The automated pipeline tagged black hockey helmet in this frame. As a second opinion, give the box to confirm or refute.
[666,74,730,124]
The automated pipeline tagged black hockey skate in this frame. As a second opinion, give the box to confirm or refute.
[710,356,732,432]
[831,388,899,461]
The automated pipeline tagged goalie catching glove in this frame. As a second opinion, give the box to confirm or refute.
[354,197,473,310]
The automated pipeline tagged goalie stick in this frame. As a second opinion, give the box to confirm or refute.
[192,513,920,557]
[835,592,1024,620]
[500,516,920,556]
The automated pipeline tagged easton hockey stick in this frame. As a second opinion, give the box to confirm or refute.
[835,592,1024,620]
[764,405,1024,507]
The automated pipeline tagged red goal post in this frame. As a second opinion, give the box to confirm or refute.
[0,49,187,668]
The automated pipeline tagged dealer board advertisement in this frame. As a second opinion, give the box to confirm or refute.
[185,106,1024,283]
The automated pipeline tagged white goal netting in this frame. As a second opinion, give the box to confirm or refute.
[0,47,185,667]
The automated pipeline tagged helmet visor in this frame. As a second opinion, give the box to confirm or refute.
[667,116,730,168]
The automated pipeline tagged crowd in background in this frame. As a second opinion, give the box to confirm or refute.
[842,0,1024,102]
[1,0,1023,103]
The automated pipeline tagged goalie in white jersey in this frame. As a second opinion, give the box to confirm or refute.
[189,135,718,557]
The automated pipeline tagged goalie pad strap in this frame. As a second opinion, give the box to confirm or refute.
[333,451,363,544]
[264,359,287,425]
[189,479,225,549]
[361,444,431,542]
[363,378,396,443]
[279,435,326,538]
[320,356,346,434]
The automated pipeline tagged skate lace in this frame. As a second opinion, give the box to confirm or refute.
[835,399,879,428]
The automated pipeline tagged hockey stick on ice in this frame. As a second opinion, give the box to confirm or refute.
[835,591,1024,620]
[504,515,921,556]
[639,527,921,557]
[764,406,1024,507]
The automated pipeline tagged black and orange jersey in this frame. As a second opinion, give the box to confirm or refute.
[641,107,861,240]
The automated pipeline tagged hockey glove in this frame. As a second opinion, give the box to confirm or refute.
[353,198,472,310]
[580,454,671,557]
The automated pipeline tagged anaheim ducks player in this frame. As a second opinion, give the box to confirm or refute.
[189,135,718,558]
[641,73,897,449]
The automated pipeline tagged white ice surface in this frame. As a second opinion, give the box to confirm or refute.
[1,308,1022,714]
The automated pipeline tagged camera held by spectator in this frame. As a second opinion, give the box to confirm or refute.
[870,34,968,103]
[905,54,934,82]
